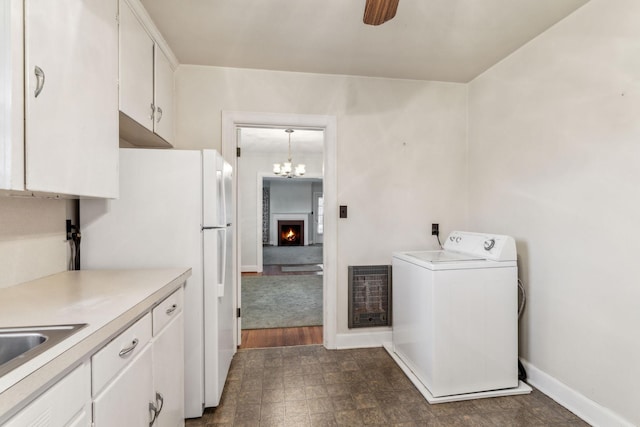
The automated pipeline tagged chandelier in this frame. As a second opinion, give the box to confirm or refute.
[273,129,306,178]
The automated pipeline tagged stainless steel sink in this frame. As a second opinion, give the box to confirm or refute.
[0,324,87,378]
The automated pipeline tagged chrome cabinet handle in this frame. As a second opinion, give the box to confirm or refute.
[166,303,177,315]
[149,392,164,426]
[149,103,155,121]
[118,338,139,357]
[34,66,45,97]
[155,392,164,416]
[156,106,163,123]
[148,401,158,426]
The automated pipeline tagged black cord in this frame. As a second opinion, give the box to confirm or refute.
[69,229,81,270]
[72,232,81,270]
[68,240,75,270]
[518,360,527,381]
[517,278,528,381]
[436,234,442,248]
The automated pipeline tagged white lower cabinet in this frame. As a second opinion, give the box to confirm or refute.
[4,362,91,427]
[3,288,185,427]
[91,288,185,426]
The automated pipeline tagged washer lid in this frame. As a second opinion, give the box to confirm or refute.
[406,250,484,263]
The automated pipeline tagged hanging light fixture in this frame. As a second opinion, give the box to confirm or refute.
[273,129,306,178]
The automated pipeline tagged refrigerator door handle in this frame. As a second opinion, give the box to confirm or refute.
[218,229,227,298]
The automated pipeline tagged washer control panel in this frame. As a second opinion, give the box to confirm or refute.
[444,231,516,261]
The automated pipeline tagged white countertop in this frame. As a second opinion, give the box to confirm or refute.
[0,268,191,423]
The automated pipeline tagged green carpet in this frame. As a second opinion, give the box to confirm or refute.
[241,275,323,329]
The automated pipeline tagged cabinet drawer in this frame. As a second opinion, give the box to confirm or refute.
[4,362,90,427]
[92,313,152,396]
[153,287,183,335]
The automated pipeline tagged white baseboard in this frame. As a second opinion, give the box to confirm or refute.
[521,359,634,427]
[241,265,260,273]
[335,330,392,349]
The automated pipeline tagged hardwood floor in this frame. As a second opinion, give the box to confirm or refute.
[240,326,323,349]
[240,263,323,349]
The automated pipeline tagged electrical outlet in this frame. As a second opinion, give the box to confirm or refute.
[339,205,348,218]
[431,223,439,236]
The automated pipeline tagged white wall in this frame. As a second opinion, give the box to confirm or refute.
[468,0,640,425]
[270,180,312,214]
[0,197,72,288]
[175,66,469,335]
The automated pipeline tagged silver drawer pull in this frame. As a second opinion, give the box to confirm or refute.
[166,304,177,315]
[118,338,139,358]
[156,106,163,123]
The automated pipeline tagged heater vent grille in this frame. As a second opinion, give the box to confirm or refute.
[348,265,392,328]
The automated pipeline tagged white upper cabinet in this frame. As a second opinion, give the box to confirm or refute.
[118,0,175,148]
[24,0,119,198]
[118,0,154,132]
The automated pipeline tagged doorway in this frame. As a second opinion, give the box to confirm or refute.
[242,130,323,348]
[233,125,327,348]
[222,112,337,350]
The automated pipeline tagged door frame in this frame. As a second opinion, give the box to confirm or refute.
[222,111,338,349]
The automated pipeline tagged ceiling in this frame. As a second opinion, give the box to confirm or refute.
[140,0,589,83]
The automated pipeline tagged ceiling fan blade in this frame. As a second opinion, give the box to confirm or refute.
[363,0,399,26]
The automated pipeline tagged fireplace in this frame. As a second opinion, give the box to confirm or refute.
[278,220,304,246]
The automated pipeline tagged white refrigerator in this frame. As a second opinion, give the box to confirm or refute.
[80,148,235,418]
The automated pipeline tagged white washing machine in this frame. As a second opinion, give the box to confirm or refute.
[387,231,531,403]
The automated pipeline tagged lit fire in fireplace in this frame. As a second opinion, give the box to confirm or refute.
[282,227,298,242]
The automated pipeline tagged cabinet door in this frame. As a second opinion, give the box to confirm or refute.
[24,0,119,198]
[153,312,185,427]
[93,344,154,427]
[153,46,174,143]
[119,0,154,132]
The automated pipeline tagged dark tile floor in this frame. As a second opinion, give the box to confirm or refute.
[186,345,590,427]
